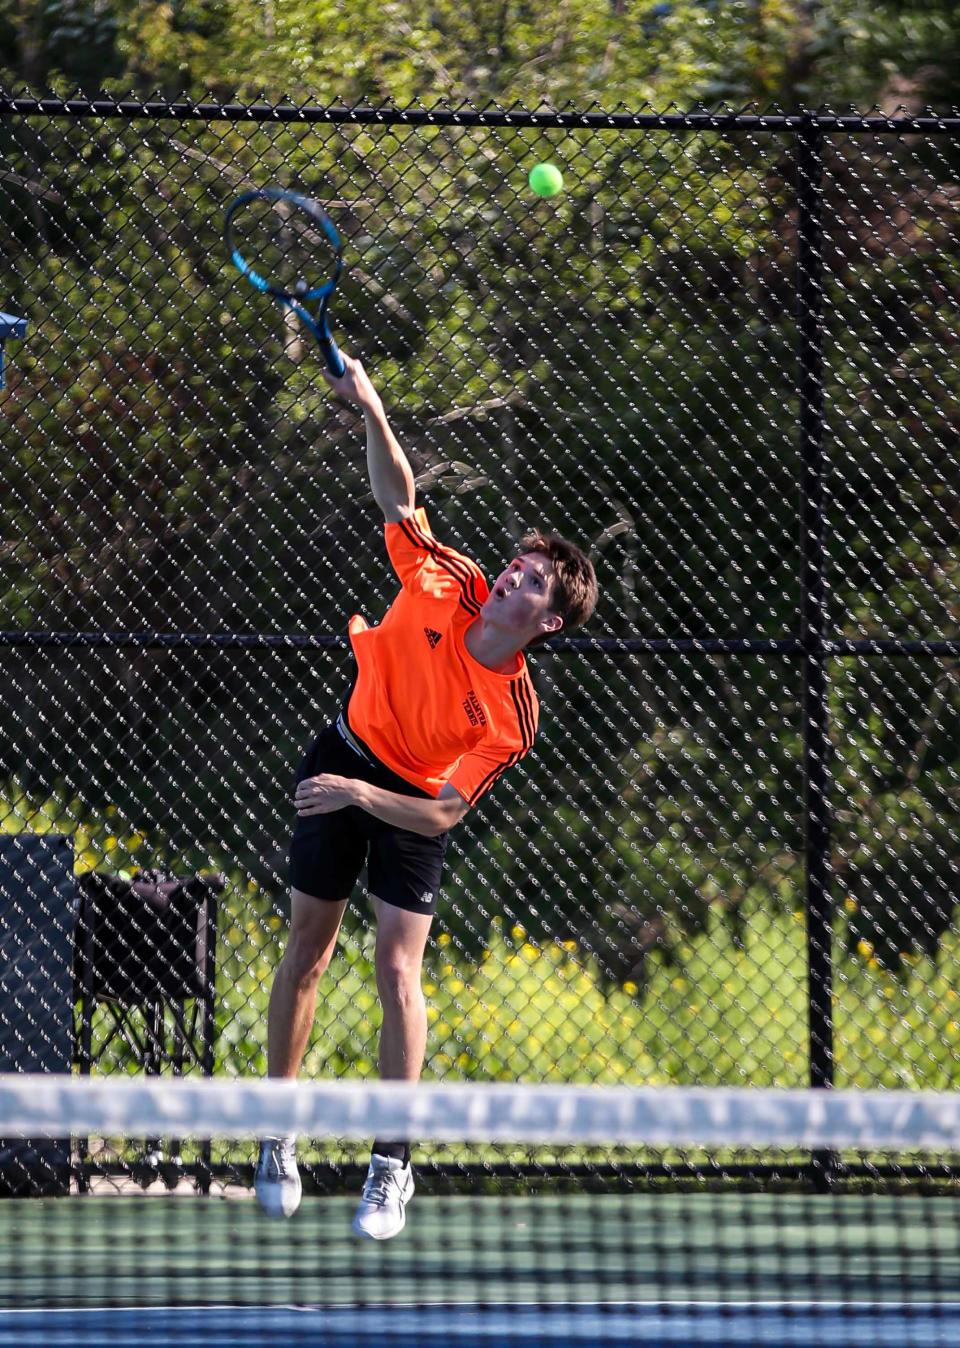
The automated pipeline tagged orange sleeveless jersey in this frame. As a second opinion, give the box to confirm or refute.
[344,508,539,806]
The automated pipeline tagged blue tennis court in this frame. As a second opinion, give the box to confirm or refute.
[1,1302,959,1347]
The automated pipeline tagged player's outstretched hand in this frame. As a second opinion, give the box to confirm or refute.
[321,352,380,410]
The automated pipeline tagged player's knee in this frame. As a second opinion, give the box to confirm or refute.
[375,956,422,1008]
[282,932,334,986]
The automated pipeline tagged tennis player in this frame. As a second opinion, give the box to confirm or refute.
[256,354,598,1239]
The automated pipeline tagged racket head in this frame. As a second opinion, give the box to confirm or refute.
[225,188,345,375]
[225,188,342,298]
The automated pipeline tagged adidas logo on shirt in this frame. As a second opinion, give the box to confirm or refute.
[424,627,442,649]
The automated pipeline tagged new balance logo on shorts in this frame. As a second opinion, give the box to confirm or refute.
[424,627,442,649]
[417,891,434,906]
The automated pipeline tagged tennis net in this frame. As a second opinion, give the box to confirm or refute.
[0,1076,958,1347]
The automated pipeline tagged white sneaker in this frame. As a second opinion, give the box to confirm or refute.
[351,1154,414,1240]
[255,1136,302,1219]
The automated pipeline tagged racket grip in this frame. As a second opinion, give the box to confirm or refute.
[321,336,346,379]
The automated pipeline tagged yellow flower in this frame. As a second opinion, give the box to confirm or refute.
[437,933,451,946]
[104,836,117,851]
[844,897,858,913]
[857,939,874,958]
[511,925,526,940]
[623,981,638,996]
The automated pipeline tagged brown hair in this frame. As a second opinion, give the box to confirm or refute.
[519,529,598,645]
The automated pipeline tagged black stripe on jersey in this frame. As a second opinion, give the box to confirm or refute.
[509,674,537,751]
[400,517,483,615]
[470,750,521,806]
[407,517,484,615]
[468,675,537,805]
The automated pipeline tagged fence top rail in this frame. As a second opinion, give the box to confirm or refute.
[1,93,959,134]
[2,631,959,658]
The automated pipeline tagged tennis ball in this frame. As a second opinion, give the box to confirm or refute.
[528,162,564,198]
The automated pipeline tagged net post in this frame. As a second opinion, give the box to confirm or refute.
[0,311,27,389]
[796,116,835,1108]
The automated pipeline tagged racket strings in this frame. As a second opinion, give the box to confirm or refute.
[230,198,338,299]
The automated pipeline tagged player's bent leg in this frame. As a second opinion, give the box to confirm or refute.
[372,896,433,1083]
[257,889,349,1221]
[352,896,432,1241]
[267,890,349,1079]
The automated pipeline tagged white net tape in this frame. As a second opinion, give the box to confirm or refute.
[2,1076,959,1148]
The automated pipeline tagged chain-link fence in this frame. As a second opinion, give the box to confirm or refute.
[1,97,958,1102]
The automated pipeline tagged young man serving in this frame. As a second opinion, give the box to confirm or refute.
[256,354,598,1239]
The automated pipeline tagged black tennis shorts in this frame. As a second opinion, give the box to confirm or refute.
[288,722,448,916]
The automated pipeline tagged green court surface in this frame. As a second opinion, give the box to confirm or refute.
[0,1192,958,1345]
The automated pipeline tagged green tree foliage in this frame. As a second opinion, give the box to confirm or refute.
[0,0,958,1088]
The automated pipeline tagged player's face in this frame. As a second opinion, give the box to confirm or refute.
[485,553,561,640]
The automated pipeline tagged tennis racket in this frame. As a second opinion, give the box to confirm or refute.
[225,187,346,377]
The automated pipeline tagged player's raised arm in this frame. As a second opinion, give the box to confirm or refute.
[323,353,416,523]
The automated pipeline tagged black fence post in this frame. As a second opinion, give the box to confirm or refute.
[796,116,834,1091]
